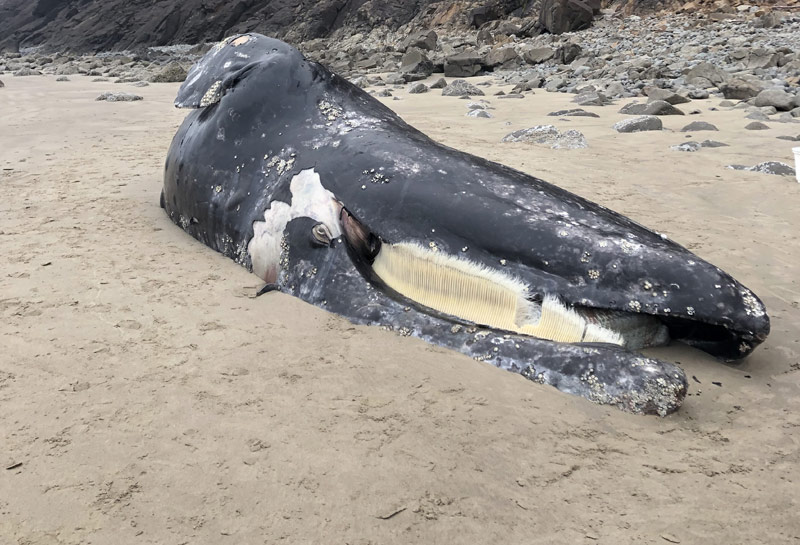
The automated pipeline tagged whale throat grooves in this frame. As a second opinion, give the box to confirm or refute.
[371,242,624,346]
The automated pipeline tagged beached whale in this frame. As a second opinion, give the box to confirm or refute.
[162,34,770,415]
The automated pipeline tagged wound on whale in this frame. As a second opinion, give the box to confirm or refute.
[161,33,770,416]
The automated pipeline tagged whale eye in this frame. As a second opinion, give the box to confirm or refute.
[312,223,333,246]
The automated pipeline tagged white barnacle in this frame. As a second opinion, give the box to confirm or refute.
[686,306,695,316]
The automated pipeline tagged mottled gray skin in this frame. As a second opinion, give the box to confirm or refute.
[162,34,771,416]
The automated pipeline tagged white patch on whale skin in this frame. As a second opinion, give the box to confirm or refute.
[248,169,342,282]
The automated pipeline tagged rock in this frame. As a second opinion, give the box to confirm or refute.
[501,125,588,149]
[401,30,438,51]
[681,121,718,132]
[407,82,428,94]
[730,47,779,69]
[719,78,763,100]
[753,89,795,111]
[497,93,524,99]
[791,107,800,118]
[441,79,484,97]
[645,87,691,105]
[746,111,770,121]
[613,116,663,133]
[700,140,729,148]
[92,77,109,82]
[384,72,405,85]
[619,102,648,115]
[443,51,483,78]
[13,67,42,76]
[55,76,70,82]
[484,47,518,69]
[671,141,701,152]
[400,48,433,77]
[719,100,736,108]
[745,121,769,130]
[555,43,582,65]
[131,81,149,87]
[604,81,626,98]
[512,79,542,93]
[429,77,447,89]
[149,62,187,83]
[686,62,726,87]
[467,109,492,118]
[476,29,494,47]
[728,162,795,176]
[573,92,612,106]
[377,89,392,97]
[521,47,555,65]
[0,79,4,87]
[753,12,783,28]
[538,0,594,35]
[687,89,709,100]
[642,100,684,115]
[548,108,600,118]
[776,135,800,142]
[96,91,143,102]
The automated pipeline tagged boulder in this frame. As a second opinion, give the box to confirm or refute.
[501,125,588,149]
[483,47,518,68]
[613,116,663,133]
[443,51,483,78]
[96,91,142,102]
[744,121,769,130]
[719,78,763,100]
[13,67,41,76]
[149,62,187,83]
[680,121,718,132]
[407,82,428,94]
[522,47,555,65]
[753,89,795,112]
[441,79,484,97]
[400,48,433,77]
[643,100,685,115]
[555,43,582,65]
[686,62,726,87]
[644,87,691,105]
[538,0,594,35]
[401,30,438,52]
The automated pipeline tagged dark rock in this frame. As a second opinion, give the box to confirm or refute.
[538,0,594,35]
[719,78,763,100]
[522,47,555,65]
[681,121,718,132]
[754,89,795,112]
[377,89,392,97]
[96,91,142,102]
[149,61,187,83]
[401,30,438,52]
[407,82,428,94]
[746,111,770,121]
[441,79,484,97]
[548,108,600,118]
[645,87,690,105]
[429,77,447,89]
[444,51,483,78]
[511,79,542,93]
[400,48,433,77]
[131,81,149,87]
[776,135,800,142]
[0,79,4,88]
[476,29,494,47]
[753,12,784,29]
[555,43,582,65]
[745,121,770,130]
[497,93,525,99]
[619,102,647,115]
[467,109,492,118]
[55,75,69,81]
[613,116,663,133]
[686,62,726,87]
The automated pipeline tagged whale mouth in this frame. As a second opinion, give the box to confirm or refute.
[340,207,768,361]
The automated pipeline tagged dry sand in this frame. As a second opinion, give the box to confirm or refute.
[1,75,799,544]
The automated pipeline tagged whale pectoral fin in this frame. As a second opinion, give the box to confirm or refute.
[256,283,282,297]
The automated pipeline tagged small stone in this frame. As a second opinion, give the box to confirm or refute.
[700,140,729,148]
[671,142,701,152]
[548,108,599,118]
[407,82,428,94]
[613,116,663,133]
[467,109,493,118]
[55,76,70,82]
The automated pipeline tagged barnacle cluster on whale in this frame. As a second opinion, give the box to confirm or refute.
[162,33,770,416]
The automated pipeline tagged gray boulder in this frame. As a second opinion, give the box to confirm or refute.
[429,77,447,89]
[441,79,484,97]
[522,47,555,65]
[645,87,691,105]
[573,92,612,106]
[728,162,795,176]
[719,78,763,100]
[443,51,483,78]
[13,67,42,76]
[400,48,433,77]
[686,62,726,87]
[643,100,684,116]
[401,30,438,52]
[745,121,769,130]
[753,89,795,112]
[483,47,518,69]
[548,108,600,118]
[671,142,701,152]
[613,116,663,133]
[407,82,428,94]
[538,0,594,35]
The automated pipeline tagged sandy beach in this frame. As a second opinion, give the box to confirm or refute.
[1,74,799,544]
